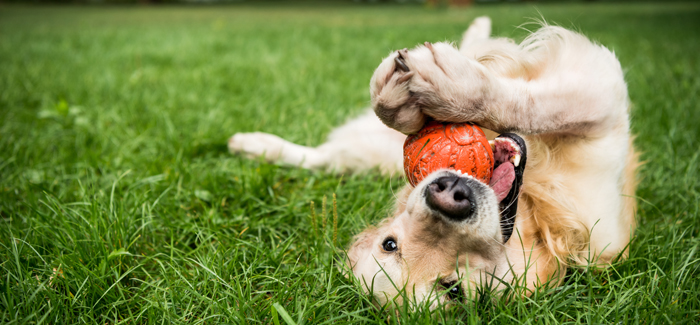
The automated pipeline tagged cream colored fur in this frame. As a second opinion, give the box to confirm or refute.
[229,110,405,174]
[229,17,638,307]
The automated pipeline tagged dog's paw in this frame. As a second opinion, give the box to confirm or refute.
[228,132,285,160]
[370,42,489,134]
[369,49,426,134]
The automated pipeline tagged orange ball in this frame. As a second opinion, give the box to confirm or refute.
[404,121,494,187]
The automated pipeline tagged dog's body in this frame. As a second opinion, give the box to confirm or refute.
[229,17,637,306]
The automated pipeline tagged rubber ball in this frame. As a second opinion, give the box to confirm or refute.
[404,121,494,187]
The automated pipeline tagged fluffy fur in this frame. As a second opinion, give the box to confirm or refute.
[229,17,638,307]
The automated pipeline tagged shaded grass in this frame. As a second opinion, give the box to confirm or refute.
[1,2,699,324]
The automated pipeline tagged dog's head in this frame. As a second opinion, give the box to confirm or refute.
[347,134,526,307]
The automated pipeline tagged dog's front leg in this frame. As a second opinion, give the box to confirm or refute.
[371,36,628,137]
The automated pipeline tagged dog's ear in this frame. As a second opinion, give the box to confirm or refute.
[495,133,527,243]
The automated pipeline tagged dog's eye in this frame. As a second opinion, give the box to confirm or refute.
[441,281,463,302]
[381,237,398,252]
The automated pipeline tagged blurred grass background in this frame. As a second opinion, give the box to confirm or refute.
[1,2,699,324]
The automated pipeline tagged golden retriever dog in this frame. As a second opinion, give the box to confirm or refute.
[229,17,638,307]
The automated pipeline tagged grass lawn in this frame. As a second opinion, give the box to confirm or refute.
[1,2,699,323]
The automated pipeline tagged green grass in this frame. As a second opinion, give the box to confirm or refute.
[1,2,699,324]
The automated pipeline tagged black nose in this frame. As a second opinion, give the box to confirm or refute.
[425,176,475,221]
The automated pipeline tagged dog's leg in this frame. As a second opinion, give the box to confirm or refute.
[459,16,520,65]
[229,110,406,174]
[459,16,491,51]
[371,26,628,136]
[229,132,329,169]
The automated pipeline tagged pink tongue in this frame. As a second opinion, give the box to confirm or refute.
[489,162,515,202]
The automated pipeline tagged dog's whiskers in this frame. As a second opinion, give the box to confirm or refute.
[499,188,523,214]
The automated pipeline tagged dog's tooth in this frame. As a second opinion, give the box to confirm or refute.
[512,154,521,167]
[488,140,495,151]
[512,142,521,153]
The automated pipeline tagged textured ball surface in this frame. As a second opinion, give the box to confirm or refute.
[404,121,494,187]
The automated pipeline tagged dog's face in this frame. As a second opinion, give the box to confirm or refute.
[348,135,527,307]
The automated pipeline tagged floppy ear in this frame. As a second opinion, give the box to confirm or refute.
[494,133,527,243]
